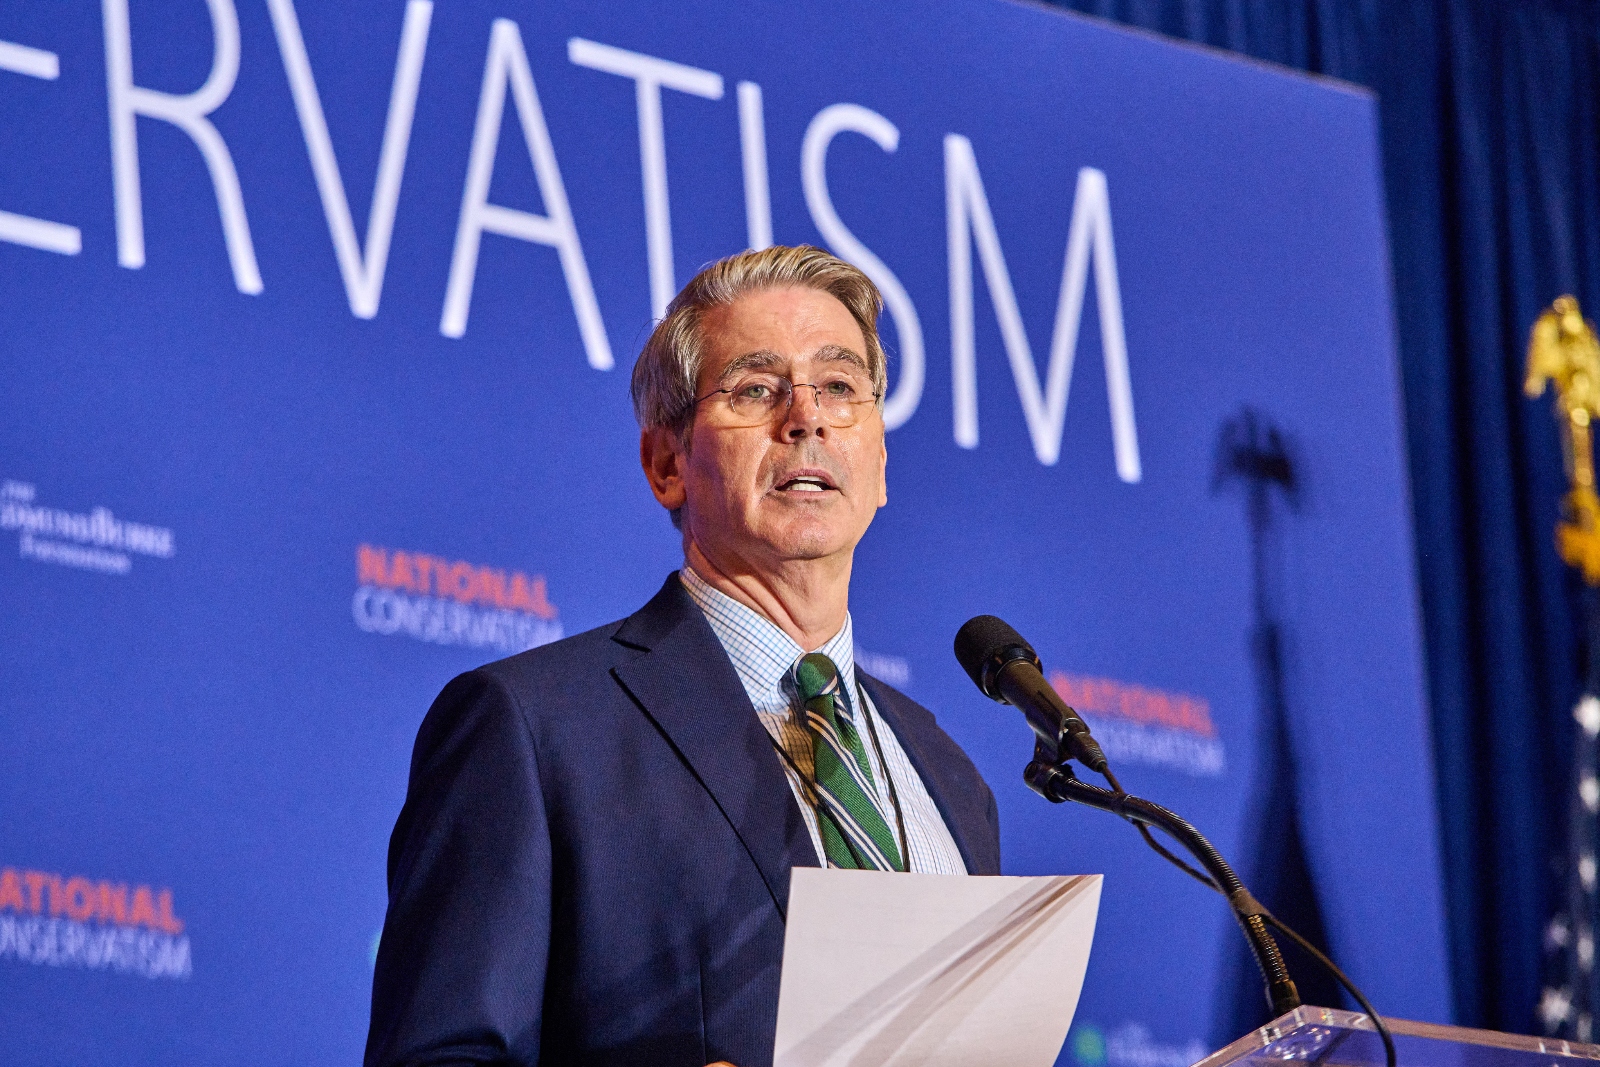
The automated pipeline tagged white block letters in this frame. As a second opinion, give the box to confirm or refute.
[946,134,1140,481]
[0,39,80,255]
[267,0,432,319]
[440,19,612,370]
[103,0,261,294]
[568,39,724,322]
[801,104,925,431]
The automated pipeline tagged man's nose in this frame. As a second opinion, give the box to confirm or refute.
[781,384,828,439]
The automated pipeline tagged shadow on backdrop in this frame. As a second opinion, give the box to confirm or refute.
[1210,408,1343,1044]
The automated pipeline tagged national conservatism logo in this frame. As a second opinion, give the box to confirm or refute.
[353,543,563,656]
[0,866,191,979]
[2,479,175,576]
[1050,671,1224,778]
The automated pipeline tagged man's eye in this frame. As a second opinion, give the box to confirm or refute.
[738,383,774,400]
[822,380,859,399]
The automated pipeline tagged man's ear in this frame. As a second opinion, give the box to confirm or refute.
[641,426,689,512]
[877,431,888,508]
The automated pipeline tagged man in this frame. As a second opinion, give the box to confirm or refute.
[365,245,1000,1067]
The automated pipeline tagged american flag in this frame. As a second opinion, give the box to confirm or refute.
[1540,694,1600,1040]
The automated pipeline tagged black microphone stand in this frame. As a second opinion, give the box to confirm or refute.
[1021,740,1302,1017]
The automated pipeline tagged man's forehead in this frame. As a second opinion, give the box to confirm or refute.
[712,344,868,379]
[702,285,862,343]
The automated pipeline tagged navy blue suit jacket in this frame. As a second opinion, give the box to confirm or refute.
[365,574,1001,1067]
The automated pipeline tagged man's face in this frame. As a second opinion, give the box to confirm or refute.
[643,286,888,575]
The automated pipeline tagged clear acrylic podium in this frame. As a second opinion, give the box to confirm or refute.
[1193,1007,1600,1067]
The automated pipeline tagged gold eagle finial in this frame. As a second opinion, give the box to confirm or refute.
[1527,296,1600,584]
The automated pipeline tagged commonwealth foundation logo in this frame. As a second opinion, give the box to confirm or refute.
[2,479,175,575]
[353,543,564,655]
[0,866,191,979]
[1050,672,1224,778]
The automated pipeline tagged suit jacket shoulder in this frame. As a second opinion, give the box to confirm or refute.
[370,573,1002,1067]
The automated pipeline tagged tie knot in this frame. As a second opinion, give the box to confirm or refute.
[796,653,842,703]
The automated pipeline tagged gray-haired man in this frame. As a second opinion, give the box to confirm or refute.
[366,246,1000,1067]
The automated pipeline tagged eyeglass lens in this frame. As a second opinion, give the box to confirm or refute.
[721,375,875,425]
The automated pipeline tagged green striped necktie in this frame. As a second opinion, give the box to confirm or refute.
[795,653,904,872]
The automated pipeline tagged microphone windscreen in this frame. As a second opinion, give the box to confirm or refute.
[953,615,1035,695]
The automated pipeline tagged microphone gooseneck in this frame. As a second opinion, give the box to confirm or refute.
[1021,759,1302,1017]
[954,613,1302,1018]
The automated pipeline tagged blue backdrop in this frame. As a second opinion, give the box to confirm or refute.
[0,1,1449,1063]
[1049,0,1600,1036]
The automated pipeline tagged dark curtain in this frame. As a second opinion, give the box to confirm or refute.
[1042,0,1600,1037]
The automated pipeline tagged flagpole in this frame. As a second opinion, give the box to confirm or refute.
[1526,297,1600,1040]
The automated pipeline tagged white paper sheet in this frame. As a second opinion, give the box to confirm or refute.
[772,869,1103,1067]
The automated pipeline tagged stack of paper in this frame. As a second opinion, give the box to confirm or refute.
[774,869,1103,1067]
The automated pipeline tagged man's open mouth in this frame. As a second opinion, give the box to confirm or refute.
[776,473,838,493]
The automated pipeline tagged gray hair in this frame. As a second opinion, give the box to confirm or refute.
[630,244,886,435]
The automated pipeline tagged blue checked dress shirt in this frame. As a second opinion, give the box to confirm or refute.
[680,567,968,875]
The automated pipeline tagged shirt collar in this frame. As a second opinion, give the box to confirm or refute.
[679,566,859,716]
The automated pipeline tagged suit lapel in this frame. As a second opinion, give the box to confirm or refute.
[861,673,997,875]
[611,575,819,918]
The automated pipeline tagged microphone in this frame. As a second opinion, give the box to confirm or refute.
[953,615,1108,773]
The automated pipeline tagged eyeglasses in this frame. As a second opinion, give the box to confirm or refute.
[693,372,883,428]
